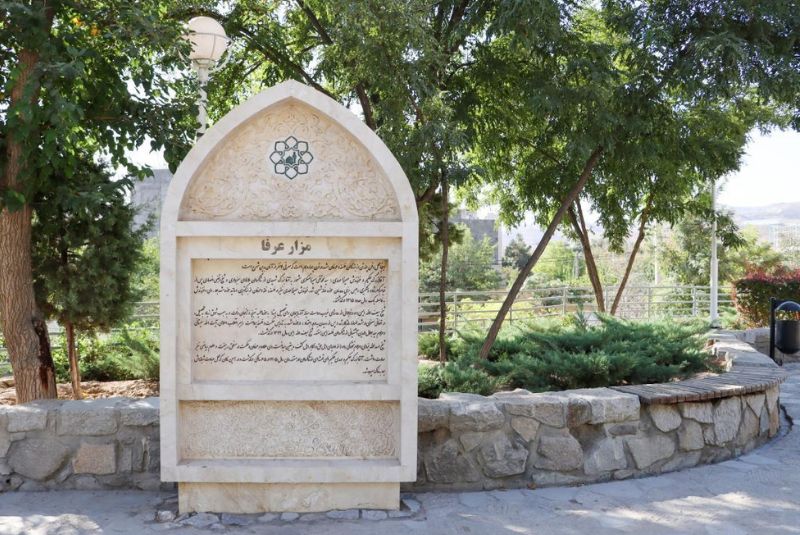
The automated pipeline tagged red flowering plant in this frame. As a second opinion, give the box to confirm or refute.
[776,309,800,321]
[733,266,800,327]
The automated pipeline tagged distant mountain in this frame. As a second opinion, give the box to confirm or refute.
[724,202,800,227]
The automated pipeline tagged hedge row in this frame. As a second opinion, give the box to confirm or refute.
[733,268,800,327]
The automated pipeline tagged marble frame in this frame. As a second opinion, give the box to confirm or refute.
[160,81,418,503]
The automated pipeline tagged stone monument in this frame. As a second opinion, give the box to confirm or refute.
[159,80,418,513]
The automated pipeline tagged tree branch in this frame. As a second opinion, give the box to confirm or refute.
[610,192,655,315]
[478,146,604,359]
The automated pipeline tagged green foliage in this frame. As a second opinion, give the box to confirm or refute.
[0,1,196,206]
[417,317,712,397]
[417,363,445,399]
[663,216,784,286]
[204,0,490,257]
[420,227,504,292]
[52,327,159,383]
[32,157,147,333]
[527,241,578,287]
[501,235,532,271]
[733,268,800,327]
[132,238,160,302]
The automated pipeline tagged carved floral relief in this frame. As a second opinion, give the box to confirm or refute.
[180,103,401,221]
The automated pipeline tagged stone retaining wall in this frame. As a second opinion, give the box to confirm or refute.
[0,334,785,492]
[408,332,784,491]
[0,398,163,492]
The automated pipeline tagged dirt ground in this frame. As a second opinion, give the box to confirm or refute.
[0,377,159,405]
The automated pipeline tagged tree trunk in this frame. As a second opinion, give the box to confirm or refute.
[478,146,604,360]
[610,195,654,315]
[568,202,605,313]
[0,33,58,403]
[65,321,82,400]
[438,173,449,363]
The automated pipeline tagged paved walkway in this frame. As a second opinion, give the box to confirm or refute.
[2,364,799,535]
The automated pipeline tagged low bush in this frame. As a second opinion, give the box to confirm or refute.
[52,325,159,383]
[733,268,800,327]
[418,315,714,398]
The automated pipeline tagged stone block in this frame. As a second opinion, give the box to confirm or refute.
[765,386,779,414]
[73,442,116,475]
[661,451,701,472]
[744,393,765,416]
[648,405,682,432]
[759,407,770,435]
[418,398,450,432]
[680,402,713,423]
[584,437,627,475]
[566,398,592,427]
[459,432,485,452]
[441,393,489,402]
[58,399,118,436]
[510,416,540,442]
[5,404,49,432]
[711,397,742,445]
[534,433,583,471]
[326,509,360,520]
[119,440,145,473]
[769,406,780,437]
[568,389,640,424]
[677,420,704,451]
[626,435,675,469]
[737,407,760,446]
[605,422,639,436]
[7,437,70,480]
[495,392,567,427]
[0,431,10,457]
[119,398,160,427]
[423,438,481,483]
[450,401,504,432]
[476,432,528,478]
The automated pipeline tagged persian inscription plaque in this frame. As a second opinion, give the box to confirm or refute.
[191,258,388,381]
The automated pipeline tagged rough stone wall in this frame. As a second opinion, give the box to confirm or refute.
[407,385,780,491]
[0,398,165,492]
[0,335,784,492]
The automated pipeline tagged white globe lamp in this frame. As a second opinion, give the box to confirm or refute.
[185,16,230,135]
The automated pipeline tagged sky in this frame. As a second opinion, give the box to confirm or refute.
[718,129,800,208]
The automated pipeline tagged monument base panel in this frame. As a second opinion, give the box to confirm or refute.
[178,482,400,513]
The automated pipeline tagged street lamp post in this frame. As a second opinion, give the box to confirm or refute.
[185,16,230,136]
[710,180,720,327]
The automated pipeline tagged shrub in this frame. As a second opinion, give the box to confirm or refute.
[52,326,159,382]
[417,316,713,397]
[733,268,800,327]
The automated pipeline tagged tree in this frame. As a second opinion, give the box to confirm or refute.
[196,0,495,259]
[32,158,147,399]
[0,1,194,402]
[501,235,532,271]
[420,227,504,293]
[527,240,577,286]
[467,0,800,358]
[663,217,783,286]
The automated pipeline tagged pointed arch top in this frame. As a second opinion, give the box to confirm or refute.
[161,80,417,228]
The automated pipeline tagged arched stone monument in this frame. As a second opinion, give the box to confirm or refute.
[160,80,418,513]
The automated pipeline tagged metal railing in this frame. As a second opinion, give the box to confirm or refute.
[418,285,734,332]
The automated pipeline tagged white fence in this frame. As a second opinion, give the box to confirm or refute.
[418,285,734,332]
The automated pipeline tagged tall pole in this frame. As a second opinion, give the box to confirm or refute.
[710,180,720,327]
[653,225,660,285]
[194,61,211,136]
